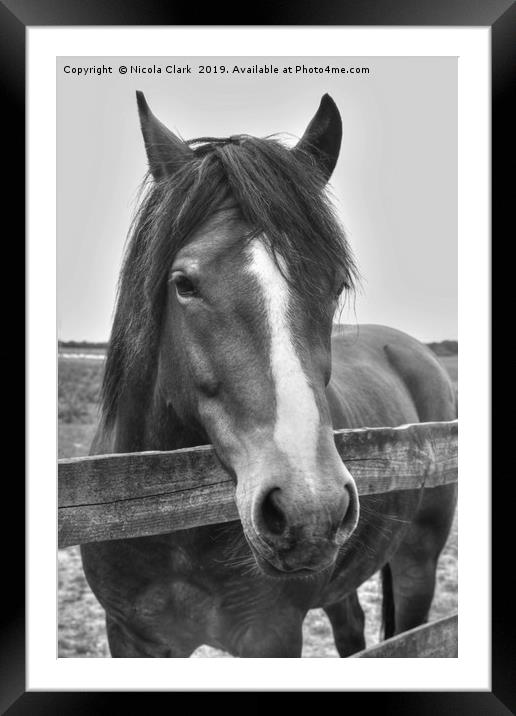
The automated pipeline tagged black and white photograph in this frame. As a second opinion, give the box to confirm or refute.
[0,0,504,706]
[57,56,458,659]
[6,5,502,707]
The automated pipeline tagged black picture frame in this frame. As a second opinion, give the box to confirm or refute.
[10,0,511,712]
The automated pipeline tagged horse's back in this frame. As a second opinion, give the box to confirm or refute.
[323,325,457,618]
[327,324,456,430]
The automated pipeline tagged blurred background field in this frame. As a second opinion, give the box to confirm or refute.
[58,343,457,658]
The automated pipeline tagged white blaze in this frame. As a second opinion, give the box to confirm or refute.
[247,239,320,489]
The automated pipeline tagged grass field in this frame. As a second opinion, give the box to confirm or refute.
[58,351,458,658]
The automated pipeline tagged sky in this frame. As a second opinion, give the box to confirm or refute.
[57,56,457,344]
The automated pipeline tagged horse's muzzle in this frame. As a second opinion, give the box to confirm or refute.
[244,478,359,576]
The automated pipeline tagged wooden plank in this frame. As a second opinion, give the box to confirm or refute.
[352,614,458,658]
[58,419,457,548]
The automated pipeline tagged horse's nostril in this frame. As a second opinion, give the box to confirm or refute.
[336,484,359,542]
[261,488,287,536]
[339,487,351,524]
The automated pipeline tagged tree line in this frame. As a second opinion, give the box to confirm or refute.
[59,339,458,356]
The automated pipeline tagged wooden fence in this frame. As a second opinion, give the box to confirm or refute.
[58,418,458,657]
[353,613,458,658]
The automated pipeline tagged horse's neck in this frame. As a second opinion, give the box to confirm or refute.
[112,386,207,453]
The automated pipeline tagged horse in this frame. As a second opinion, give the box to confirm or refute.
[80,92,457,657]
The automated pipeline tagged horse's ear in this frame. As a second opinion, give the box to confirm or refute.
[293,94,342,181]
[136,91,194,180]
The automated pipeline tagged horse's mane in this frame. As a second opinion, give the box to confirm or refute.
[101,134,358,428]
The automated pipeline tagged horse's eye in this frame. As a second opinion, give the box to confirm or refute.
[334,280,347,299]
[172,273,198,298]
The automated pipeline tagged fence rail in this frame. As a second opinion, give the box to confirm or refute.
[352,613,458,658]
[58,419,457,548]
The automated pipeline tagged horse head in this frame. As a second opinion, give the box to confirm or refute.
[108,93,360,577]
